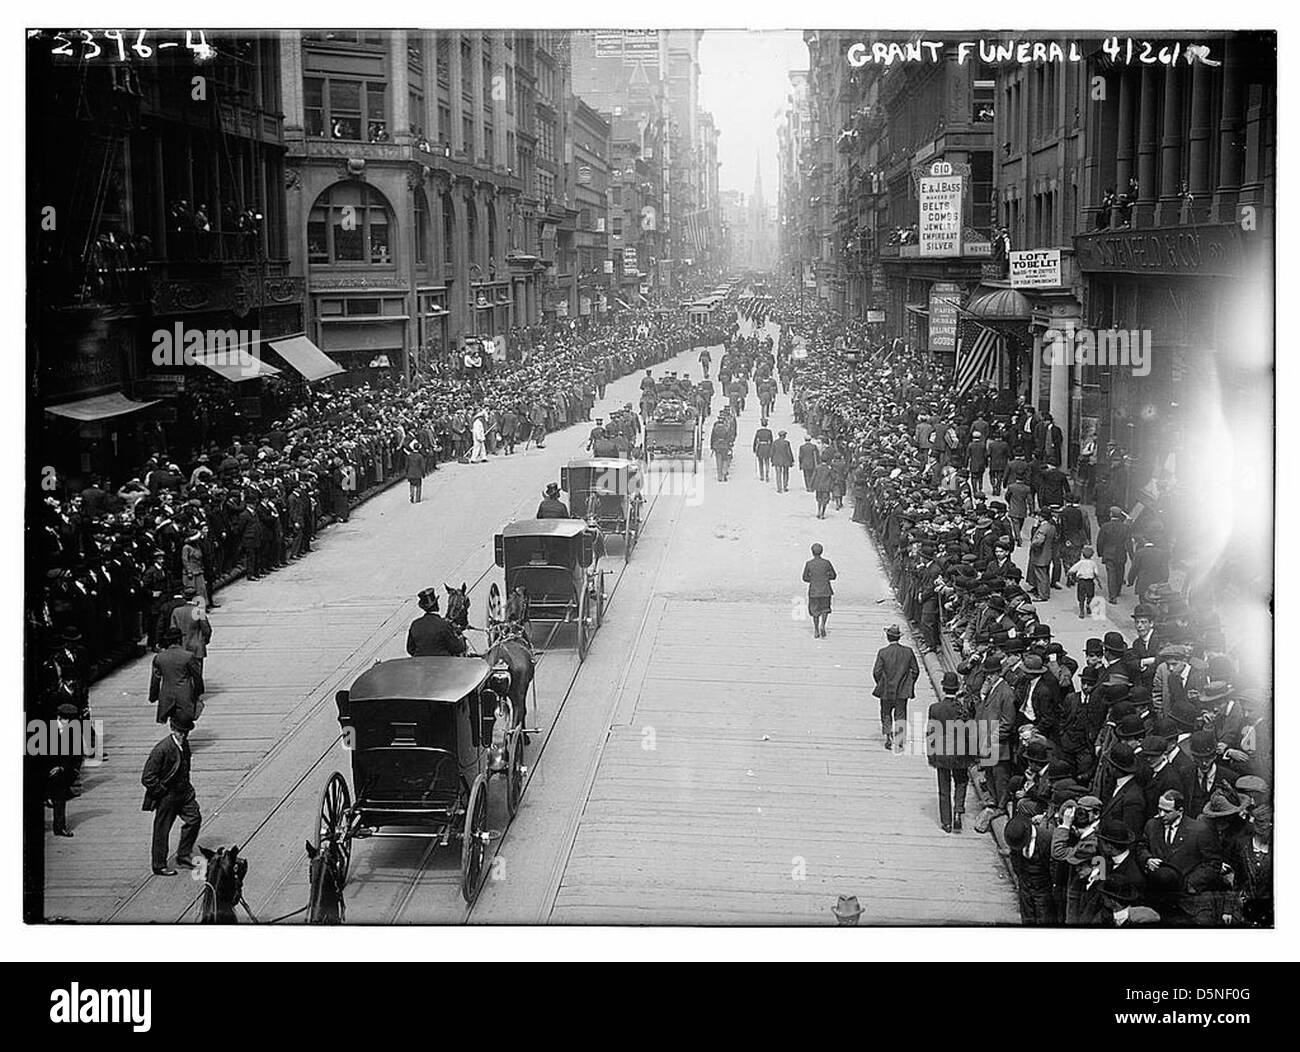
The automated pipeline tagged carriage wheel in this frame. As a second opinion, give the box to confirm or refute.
[487,582,503,626]
[576,588,590,663]
[505,730,525,819]
[314,772,353,888]
[460,775,489,904]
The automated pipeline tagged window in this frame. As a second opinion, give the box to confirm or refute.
[304,76,388,142]
[414,191,429,264]
[462,115,475,155]
[438,103,451,145]
[436,37,450,88]
[409,89,425,137]
[408,36,423,72]
[505,67,514,114]
[613,217,623,236]
[483,56,494,108]
[306,184,394,265]
[442,193,455,268]
[484,124,494,162]
[461,40,473,98]
[611,185,622,205]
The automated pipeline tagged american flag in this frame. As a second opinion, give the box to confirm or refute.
[954,316,1001,395]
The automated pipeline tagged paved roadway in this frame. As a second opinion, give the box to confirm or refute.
[46,319,1016,926]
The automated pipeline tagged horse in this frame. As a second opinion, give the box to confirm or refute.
[304,839,346,925]
[444,583,536,744]
[198,844,247,924]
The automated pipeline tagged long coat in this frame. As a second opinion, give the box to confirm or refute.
[770,438,795,468]
[149,645,202,725]
[170,603,212,660]
[802,556,836,598]
[872,642,919,702]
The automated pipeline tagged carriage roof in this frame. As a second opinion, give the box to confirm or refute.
[565,458,640,473]
[500,519,590,540]
[349,657,492,704]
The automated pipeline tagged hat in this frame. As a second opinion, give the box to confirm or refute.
[1167,698,1199,731]
[1198,681,1233,704]
[1200,792,1242,820]
[1044,759,1074,780]
[885,624,901,640]
[417,587,440,612]
[1138,733,1169,755]
[1077,794,1104,811]
[1018,653,1046,674]
[1003,815,1032,850]
[982,651,1002,671]
[1109,506,1126,520]
[1116,714,1147,740]
[1102,631,1128,654]
[1024,739,1051,765]
[169,715,196,732]
[1158,643,1190,661]
[1189,729,1219,759]
[544,482,561,498]
[1108,742,1138,774]
[1234,775,1269,797]
[778,430,787,437]
[55,703,81,719]
[831,894,864,920]
[1132,603,1157,620]
[1096,818,1135,847]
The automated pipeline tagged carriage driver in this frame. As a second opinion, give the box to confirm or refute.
[406,587,468,657]
[536,482,571,519]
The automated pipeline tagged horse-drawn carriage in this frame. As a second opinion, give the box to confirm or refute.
[643,404,702,471]
[316,656,527,906]
[490,519,606,661]
[561,458,643,562]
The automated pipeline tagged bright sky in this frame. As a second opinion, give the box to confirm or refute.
[699,30,808,200]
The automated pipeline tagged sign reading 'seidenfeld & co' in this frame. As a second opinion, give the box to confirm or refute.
[1009,249,1062,288]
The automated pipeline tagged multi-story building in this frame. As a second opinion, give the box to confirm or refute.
[777,69,812,291]
[280,30,578,378]
[569,95,612,322]
[29,30,304,476]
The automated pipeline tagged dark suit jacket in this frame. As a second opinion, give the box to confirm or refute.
[770,439,795,467]
[873,642,919,701]
[1138,815,1221,879]
[797,442,819,470]
[140,734,185,811]
[406,613,468,657]
[149,646,202,725]
[927,697,977,768]
[1101,775,1148,841]
[802,556,836,597]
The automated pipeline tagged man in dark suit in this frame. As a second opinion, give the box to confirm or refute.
[928,672,975,832]
[770,430,794,492]
[1005,815,1059,924]
[536,482,571,518]
[986,432,1010,496]
[802,543,836,639]
[406,588,467,657]
[149,628,202,725]
[141,716,201,876]
[1099,742,1147,841]
[1138,789,1222,924]
[1095,507,1132,603]
[797,438,819,491]
[1082,819,1156,925]
[872,624,919,749]
[1128,603,1162,687]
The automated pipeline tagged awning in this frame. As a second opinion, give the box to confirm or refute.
[269,336,343,381]
[615,297,631,309]
[45,391,159,422]
[964,286,1032,321]
[195,354,282,382]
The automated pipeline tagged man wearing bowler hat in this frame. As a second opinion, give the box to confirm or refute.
[1098,741,1147,842]
[831,894,863,925]
[141,715,201,876]
[872,624,918,750]
[927,671,975,832]
[1081,818,1152,925]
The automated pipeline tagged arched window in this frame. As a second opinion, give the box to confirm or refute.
[307,183,393,265]
[442,193,455,269]
[414,188,429,266]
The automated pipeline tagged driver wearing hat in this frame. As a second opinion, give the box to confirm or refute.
[536,482,571,519]
[406,587,467,658]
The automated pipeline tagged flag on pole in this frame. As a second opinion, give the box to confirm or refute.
[954,317,1001,395]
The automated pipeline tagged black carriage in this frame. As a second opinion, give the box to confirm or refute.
[319,656,527,905]
[560,458,644,562]
[490,519,606,660]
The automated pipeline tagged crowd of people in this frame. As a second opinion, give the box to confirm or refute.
[31,309,731,833]
[776,292,1271,927]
